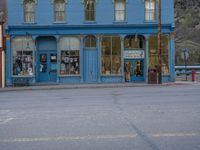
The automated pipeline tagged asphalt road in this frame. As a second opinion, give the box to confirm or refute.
[0,85,200,150]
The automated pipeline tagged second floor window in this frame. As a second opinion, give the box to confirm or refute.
[84,0,95,21]
[54,0,65,22]
[145,0,156,21]
[24,0,35,23]
[114,0,126,22]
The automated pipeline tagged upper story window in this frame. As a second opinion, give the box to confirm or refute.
[84,35,97,48]
[145,0,156,21]
[114,0,126,22]
[24,0,36,23]
[84,0,95,21]
[54,0,66,22]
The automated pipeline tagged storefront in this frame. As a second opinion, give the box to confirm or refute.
[6,28,175,86]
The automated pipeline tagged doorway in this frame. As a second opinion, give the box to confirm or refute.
[83,49,98,83]
[38,50,57,82]
[124,59,144,82]
[36,37,57,83]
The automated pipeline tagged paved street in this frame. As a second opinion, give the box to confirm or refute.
[0,85,200,150]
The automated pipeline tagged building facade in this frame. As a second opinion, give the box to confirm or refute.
[6,0,175,86]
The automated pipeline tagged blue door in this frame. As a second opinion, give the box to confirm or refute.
[84,49,98,83]
[38,50,57,82]
[125,59,145,82]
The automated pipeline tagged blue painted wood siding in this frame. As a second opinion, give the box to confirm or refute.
[7,0,174,26]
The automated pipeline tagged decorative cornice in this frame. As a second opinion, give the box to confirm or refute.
[81,0,98,4]
[112,0,128,3]
[21,0,37,4]
[51,0,68,4]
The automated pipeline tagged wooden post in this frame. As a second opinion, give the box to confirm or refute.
[158,0,162,84]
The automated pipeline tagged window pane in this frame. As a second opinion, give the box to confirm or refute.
[24,0,35,23]
[115,0,125,21]
[12,37,34,76]
[112,37,121,75]
[54,0,65,22]
[84,35,96,48]
[145,0,155,21]
[124,36,144,49]
[85,0,95,21]
[148,36,157,68]
[161,36,169,74]
[101,36,122,75]
[148,35,169,75]
[60,37,80,75]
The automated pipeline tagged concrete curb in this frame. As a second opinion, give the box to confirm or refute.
[0,82,199,92]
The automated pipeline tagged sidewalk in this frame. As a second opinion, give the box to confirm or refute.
[0,81,200,92]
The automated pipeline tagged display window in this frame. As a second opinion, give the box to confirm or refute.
[12,37,34,76]
[101,36,122,75]
[59,37,80,75]
[148,35,169,75]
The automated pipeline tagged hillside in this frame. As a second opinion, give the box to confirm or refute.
[175,0,200,65]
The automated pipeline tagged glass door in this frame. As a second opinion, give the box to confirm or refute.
[38,50,57,82]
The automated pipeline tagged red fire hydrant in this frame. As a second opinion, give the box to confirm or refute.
[192,69,196,82]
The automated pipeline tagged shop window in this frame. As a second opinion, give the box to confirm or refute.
[84,0,95,21]
[114,0,126,22]
[84,35,96,48]
[101,36,122,75]
[144,0,156,21]
[124,35,144,49]
[54,0,66,22]
[148,35,169,75]
[59,37,80,75]
[24,0,36,23]
[12,37,34,76]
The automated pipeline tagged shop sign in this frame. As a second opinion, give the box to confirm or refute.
[124,50,144,59]
[0,25,2,48]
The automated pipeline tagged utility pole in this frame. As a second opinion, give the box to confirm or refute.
[158,0,162,84]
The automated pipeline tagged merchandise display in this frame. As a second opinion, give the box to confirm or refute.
[60,51,80,75]
[13,51,33,76]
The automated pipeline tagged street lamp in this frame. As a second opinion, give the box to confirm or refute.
[157,0,162,84]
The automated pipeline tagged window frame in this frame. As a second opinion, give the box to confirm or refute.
[59,37,81,76]
[84,35,97,49]
[54,0,66,23]
[148,35,170,75]
[101,36,122,76]
[23,0,36,23]
[84,0,96,22]
[114,0,126,22]
[124,35,144,50]
[11,36,35,77]
[144,0,156,22]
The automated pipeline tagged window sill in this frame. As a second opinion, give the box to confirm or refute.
[143,20,156,23]
[101,74,122,77]
[59,75,81,77]
[53,21,67,24]
[83,21,97,24]
[12,75,35,78]
[113,21,127,24]
[23,22,37,25]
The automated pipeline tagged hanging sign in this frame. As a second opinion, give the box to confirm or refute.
[0,24,2,48]
[124,50,145,59]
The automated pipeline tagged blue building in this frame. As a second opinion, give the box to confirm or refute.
[6,0,175,86]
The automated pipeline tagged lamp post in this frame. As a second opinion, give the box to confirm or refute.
[157,0,162,84]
